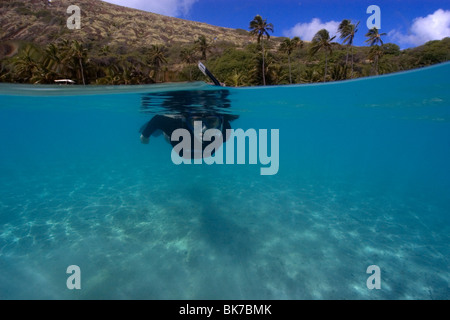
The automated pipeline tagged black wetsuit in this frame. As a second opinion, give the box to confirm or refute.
[141,115,234,159]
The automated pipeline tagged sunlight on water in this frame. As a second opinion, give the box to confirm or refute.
[0,63,449,299]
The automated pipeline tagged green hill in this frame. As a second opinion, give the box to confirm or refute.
[0,0,253,48]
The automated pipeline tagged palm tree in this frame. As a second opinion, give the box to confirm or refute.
[301,68,321,83]
[180,47,196,81]
[365,27,387,46]
[365,27,387,75]
[228,69,246,87]
[148,45,168,82]
[195,35,212,61]
[0,61,8,82]
[310,29,336,82]
[338,20,359,78]
[58,39,72,56]
[43,43,68,79]
[338,20,352,66]
[70,40,87,85]
[249,15,274,86]
[30,64,57,84]
[12,45,40,83]
[368,45,385,76]
[279,36,303,84]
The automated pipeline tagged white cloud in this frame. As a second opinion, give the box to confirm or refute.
[389,9,450,47]
[102,0,198,17]
[283,18,340,41]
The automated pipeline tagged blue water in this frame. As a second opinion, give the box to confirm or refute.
[0,63,449,300]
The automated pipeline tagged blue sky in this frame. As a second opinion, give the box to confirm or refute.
[103,0,450,49]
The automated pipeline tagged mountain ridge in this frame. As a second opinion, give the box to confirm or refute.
[0,0,254,49]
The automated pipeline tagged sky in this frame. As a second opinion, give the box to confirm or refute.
[102,0,450,49]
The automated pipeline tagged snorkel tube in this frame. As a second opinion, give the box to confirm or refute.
[198,62,222,86]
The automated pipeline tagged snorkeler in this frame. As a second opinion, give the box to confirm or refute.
[140,113,238,159]
[140,64,238,159]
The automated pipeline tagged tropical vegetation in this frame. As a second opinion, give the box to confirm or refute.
[338,19,360,77]
[249,15,274,86]
[0,12,449,86]
[309,29,336,82]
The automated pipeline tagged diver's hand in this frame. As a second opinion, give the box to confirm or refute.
[140,134,149,144]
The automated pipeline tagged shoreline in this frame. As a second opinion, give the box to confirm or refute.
[0,61,448,96]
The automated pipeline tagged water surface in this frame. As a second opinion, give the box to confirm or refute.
[0,63,449,299]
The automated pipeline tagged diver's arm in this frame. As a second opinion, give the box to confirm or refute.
[141,116,162,138]
[140,115,184,144]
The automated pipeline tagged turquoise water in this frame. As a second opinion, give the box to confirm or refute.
[0,63,449,300]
